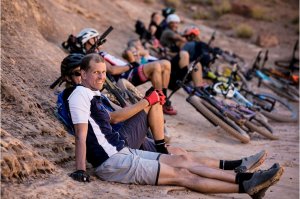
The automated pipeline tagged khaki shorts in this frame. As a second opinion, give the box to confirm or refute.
[95,147,161,185]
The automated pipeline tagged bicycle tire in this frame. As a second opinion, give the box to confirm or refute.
[104,78,127,107]
[256,93,299,122]
[116,78,143,104]
[244,119,279,140]
[187,96,250,143]
[275,60,299,70]
[262,80,299,102]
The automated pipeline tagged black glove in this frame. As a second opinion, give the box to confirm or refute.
[69,170,90,182]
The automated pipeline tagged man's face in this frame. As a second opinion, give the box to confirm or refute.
[81,60,106,91]
[169,22,179,31]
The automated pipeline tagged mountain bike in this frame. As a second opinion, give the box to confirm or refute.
[168,57,277,143]
[213,65,298,123]
[245,51,299,102]
[260,50,299,85]
[274,40,299,71]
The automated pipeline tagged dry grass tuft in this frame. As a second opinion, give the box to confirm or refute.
[164,0,181,8]
[213,0,231,16]
[235,23,254,38]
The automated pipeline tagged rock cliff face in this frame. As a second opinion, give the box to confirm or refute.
[1,0,146,182]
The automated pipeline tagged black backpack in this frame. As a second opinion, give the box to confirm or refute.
[61,34,84,54]
[135,20,152,41]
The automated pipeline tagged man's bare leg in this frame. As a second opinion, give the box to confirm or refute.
[158,163,238,193]
[157,59,171,89]
[143,62,163,89]
[146,103,165,140]
[178,51,203,87]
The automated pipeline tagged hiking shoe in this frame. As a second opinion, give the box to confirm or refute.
[250,163,280,199]
[235,150,267,173]
[243,163,284,196]
[163,101,177,115]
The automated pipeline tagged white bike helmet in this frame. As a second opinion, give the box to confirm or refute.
[77,28,99,45]
[166,14,180,24]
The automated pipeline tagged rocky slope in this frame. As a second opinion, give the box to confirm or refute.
[1,0,299,198]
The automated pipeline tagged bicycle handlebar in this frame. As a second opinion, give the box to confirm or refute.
[87,26,114,54]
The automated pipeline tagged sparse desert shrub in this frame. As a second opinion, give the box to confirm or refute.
[235,24,254,39]
[213,0,231,16]
[192,10,212,20]
[250,6,270,21]
[164,0,181,8]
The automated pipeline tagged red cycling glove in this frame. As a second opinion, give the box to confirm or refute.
[144,87,160,106]
[156,90,166,105]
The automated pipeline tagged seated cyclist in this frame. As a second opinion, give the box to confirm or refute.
[53,53,270,177]
[68,53,283,199]
[76,28,178,115]
[122,38,158,64]
[159,14,206,91]
[53,53,170,154]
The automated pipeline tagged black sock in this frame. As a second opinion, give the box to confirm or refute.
[155,139,169,154]
[162,88,167,97]
[219,160,242,170]
[235,173,253,193]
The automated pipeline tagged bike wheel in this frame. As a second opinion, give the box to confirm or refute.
[187,96,250,143]
[263,80,299,102]
[275,60,299,70]
[116,78,144,104]
[256,93,299,122]
[104,78,127,107]
[244,114,279,140]
[244,120,278,140]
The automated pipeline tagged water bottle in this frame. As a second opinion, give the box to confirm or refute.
[232,89,253,107]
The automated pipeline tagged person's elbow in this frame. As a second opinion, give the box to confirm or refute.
[109,113,121,124]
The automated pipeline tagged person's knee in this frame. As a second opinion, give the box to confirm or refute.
[160,60,171,71]
[180,51,189,60]
[177,154,193,163]
[151,62,162,73]
[149,102,163,113]
[179,51,189,68]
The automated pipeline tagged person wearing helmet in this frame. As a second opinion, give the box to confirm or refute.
[160,14,187,53]
[161,25,205,91]
[77,28,178,115]
[182,26,212,68]
[158,7,176,37]
[54,53,174,154]
[76,28,100,54]
[53,53,85,135]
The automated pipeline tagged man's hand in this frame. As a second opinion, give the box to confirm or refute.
[144,87,160,106]
[69,170,90,182]
[156,90,166,105]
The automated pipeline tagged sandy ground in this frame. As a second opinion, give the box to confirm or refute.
[1,0,299,198]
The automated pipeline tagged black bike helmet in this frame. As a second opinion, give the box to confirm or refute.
[162,7,175,18]
[61,53,84,76]
[50,53,84,89]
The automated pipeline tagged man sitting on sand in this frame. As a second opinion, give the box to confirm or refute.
[67,53,284,198]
